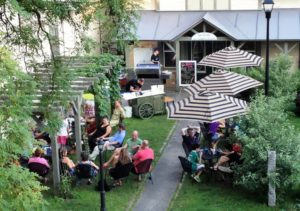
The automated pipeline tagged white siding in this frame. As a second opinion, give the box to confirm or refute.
[187,0,201,10]
[216,0,230,10]
[159,0,185,10]
[231,0,258,10]
[202,0,214,10]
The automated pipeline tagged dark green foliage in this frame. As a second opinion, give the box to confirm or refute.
[234,94,300,196]
[0,48,47,210]
[94,0,141,52]
[0,166,48,210]
[58,175,73,199]
[80,53,123,117]
[233,54,300,101]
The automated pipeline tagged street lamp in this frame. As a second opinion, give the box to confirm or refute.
[263,0,274,96]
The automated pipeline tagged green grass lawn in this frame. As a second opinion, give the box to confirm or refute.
[168,178,276,211]
[168,113,300,211]
[45,115,176,211]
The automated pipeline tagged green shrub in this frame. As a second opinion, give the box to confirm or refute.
[58,175,73,199]
[233,54,300,102]
[234,93,300,197]
[0,166,48,210]
[0,48,47,210]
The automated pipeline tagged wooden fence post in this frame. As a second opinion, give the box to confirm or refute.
[268,150,276,207]
[51,133,60,193]
[74,96,82,162]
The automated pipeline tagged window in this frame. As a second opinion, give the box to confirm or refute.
[163,43,176,68]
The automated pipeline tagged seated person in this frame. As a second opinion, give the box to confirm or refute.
[28,148,50,179]
[29,148,50,169]
[103,147,132,186]
[32,115,51,145]
[60,148,75,175]
[188,144,204,183]
[208,120,224,142]
[88,117,112,153]
[213,143,243,171]
[125,78,145,92]
[131,140,154,177]
[103,123,126,150]
[89,123,126,160]
[181,126,201,153]
[33,127,51,145]
[110,101,126,128]
[75,152,99,184]
[123,130,143,156]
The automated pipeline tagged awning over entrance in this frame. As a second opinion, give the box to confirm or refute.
[136,9,300,41]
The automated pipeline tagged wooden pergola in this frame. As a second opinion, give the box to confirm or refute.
[0,57,113,191]
[29,60,112,190]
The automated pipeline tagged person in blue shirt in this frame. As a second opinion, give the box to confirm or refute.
[89,123,126,161]
[103,123,126,150]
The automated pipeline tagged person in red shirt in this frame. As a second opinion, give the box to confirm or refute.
[213,142,242,170]
[132,140,154,175]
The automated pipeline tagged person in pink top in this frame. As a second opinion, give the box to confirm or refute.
[132,140,154,174]
[28,148,50,168]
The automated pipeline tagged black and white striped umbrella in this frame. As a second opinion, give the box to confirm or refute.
[199,47,263,69]
[166,91,247,123]
[184,70,263,96]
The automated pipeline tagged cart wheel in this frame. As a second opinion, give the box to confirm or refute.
[138,103,154,119]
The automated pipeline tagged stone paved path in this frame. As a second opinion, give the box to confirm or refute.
[133,90,192,211]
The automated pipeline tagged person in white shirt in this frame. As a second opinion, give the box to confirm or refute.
[57,118,69,147]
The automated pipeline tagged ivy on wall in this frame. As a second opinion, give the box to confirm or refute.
[78,53,123,118]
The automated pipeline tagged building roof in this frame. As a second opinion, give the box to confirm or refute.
[136,9,300,41]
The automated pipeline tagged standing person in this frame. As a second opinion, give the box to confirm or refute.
[125,78,145,92]
[57,117,69,147]
[110,101,126,128]
[151,48,160,64]
[123,130,143,156]
[88,117,112,153]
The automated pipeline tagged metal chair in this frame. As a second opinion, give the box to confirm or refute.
[108,162,133,183]
[28,162,50,177]
[75,163,97,185]
[132,159,154,184]
[178,156,193,182]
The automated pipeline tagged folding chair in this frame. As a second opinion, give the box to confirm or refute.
[108,162,133,185]
[199,122,210,142]
[178,156,193,182]
[75,163,97,185]
[28,162,50,177]
[133,159,154,184]
[182,142,190,157]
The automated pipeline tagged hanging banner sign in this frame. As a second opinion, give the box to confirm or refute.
[191,32,217,41]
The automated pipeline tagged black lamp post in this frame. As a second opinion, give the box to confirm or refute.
[263,0,274,96]
[98,143,106,211]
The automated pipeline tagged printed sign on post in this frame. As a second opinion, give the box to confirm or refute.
[179,60,197,86]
